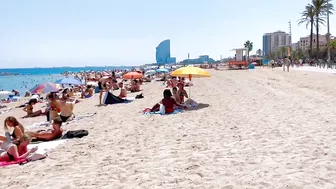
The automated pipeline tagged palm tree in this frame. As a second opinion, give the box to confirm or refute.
[311,0,334,59]
[298,5,315,58]
[256,49,262,57]
[244,40,253,62]
[280,46,287,58]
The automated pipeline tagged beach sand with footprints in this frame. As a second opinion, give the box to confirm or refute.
[1,68,336,188]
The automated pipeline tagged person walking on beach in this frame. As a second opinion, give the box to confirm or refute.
[283,56,290,72]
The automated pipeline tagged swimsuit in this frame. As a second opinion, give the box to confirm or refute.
[60,115,70,122]
[7,152,15,161]
[98,81,107,90]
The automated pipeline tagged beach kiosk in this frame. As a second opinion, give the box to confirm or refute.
[228,48,249,69]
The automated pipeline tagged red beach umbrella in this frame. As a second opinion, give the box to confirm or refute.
[122,72,143,79]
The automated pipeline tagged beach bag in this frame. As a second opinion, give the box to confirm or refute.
[61,130,89,139]
[159,104,165,115]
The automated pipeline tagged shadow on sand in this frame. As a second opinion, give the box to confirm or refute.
[185,103,210,111]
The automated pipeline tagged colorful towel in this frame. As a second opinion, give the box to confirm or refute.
[143,108,183,115]
[0,159,27,167]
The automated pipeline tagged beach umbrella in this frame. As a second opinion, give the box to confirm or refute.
[122,72,143,79]
[170,67,211,80]
[57,77,83,85]
[29,82,61,94]
[170,67,211,98]
[0,91,12,96]
[0,91,12,99]
[145,70,156,75]
[156,68,169,73]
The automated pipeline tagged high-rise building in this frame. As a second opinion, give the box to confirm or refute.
[262,31,291,56]
[155,39,176,65]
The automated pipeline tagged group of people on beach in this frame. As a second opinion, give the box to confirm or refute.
[0,67,192,163]
[22,90,76,123]
[150,76,189,114]
[0,116,63,162]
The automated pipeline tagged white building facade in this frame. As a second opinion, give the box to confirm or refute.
[262,31,291,56]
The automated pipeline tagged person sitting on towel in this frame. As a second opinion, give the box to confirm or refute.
[118,82,127,98]
[0,116,24,142]
[150,89,184,114]
[0,133,38,161]
[177,82,188,104]
[98,76,112,106]
[29,118,63,142]
[22,99,44,118]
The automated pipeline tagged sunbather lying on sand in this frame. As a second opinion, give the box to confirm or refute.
[150,89,184,114]
[0,134,38,161]
[29,118,63,142]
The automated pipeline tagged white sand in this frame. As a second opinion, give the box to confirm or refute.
[1,67,336,188]
[293,65,336,74]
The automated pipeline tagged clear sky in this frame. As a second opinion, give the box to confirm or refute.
[0,0,335,68]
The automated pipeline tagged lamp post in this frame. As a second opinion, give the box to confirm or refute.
[327,0,331,68]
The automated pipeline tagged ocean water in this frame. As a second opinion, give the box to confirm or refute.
[0,66,134,96]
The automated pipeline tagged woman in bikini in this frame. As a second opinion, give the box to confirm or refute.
[59,95,75,122]
[177,83,188,104]
[0,134,38,162]
[23,99,43,118]
[0,116,24,142]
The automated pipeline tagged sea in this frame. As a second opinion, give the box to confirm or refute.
[0,66,134,96]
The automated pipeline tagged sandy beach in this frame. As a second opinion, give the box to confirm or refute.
[1,67,336,188]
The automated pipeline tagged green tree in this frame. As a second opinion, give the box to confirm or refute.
[311,0,334,59]
[244,40,253,61]
[298,5,315,58]
[280,46,287,58]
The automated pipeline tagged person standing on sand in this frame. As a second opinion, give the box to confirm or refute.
[283,56,290,72]
[98,76,111,106]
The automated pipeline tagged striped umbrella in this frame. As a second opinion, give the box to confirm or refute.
[29,82,61,94]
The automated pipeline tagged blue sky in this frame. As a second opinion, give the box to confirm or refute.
[0,0,335,68]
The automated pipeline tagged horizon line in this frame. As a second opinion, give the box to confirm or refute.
[0,65,144,69]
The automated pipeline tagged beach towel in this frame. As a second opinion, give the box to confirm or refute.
[26,112,97,130]
[0,159,27,167]
[0,107,13,115]
[28,140,66,155]
[103,92,131,105]
[143,108,183,115]
[26,121,50,130]
[64,112,97,125]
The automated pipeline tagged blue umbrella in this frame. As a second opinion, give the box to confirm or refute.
[156,68,169,73]
[57,77,83,85]
[145,70,156,75]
